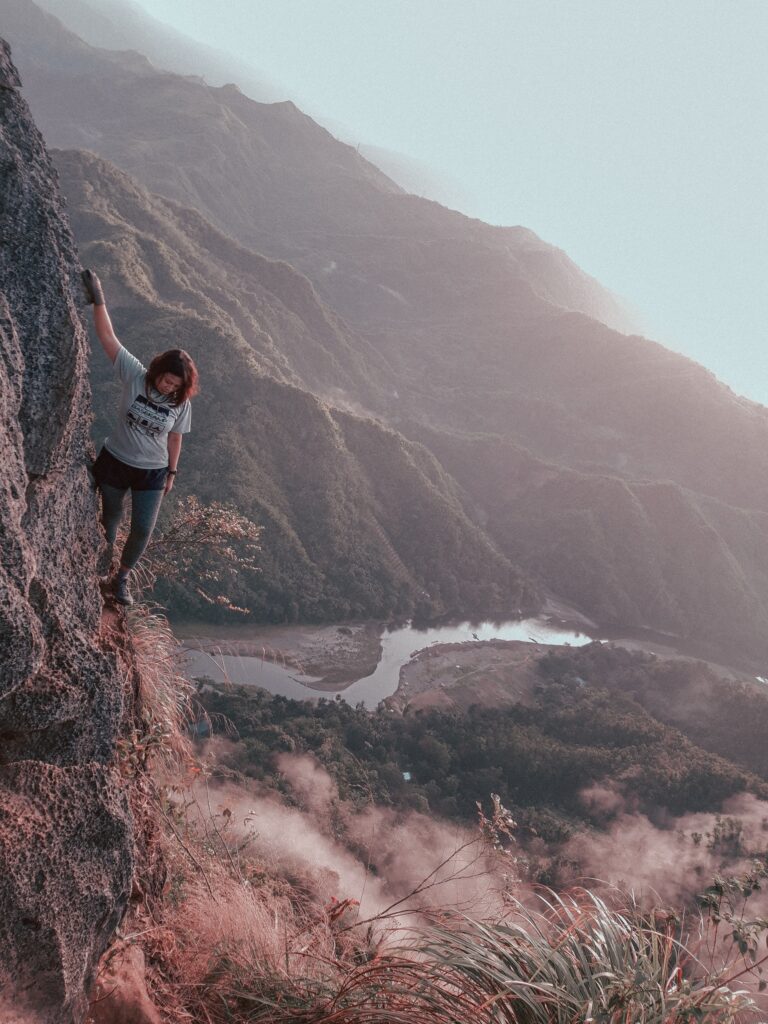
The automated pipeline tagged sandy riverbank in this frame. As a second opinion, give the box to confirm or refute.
[173,606,763,708]
[383,639,562,712]
[172,620,384,689]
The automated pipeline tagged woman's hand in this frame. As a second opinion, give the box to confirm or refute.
[167,435,182,493]
[82,269,122,363]
[81,269,105,306]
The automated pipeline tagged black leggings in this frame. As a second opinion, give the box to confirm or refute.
[93,448,167,570]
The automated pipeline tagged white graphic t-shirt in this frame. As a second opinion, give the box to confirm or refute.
[104,347,192,469]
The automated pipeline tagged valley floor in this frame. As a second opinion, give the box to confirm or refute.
[174,610,767,713]
[172,619,384,688]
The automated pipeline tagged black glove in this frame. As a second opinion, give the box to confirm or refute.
[81,269,105,306]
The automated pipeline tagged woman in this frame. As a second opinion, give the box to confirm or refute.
[82,269,199,606]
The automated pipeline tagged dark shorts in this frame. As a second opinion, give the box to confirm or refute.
[92,447,168,492]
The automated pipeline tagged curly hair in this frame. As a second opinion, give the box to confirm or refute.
[145,349,200,406]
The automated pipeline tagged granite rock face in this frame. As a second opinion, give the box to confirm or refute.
[0,39,133,1023]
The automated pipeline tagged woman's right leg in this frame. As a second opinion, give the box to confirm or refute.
[100,483,127,546]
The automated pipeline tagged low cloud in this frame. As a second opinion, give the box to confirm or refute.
[562,789,768,907]
[187,754,507,942]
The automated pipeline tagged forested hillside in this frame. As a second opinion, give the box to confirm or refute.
[58,150,533,622]
[200,665,768,841]
[54,147,768,659]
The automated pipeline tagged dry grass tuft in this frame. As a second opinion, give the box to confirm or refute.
[125,604,201,772]
[186,885,760,1023]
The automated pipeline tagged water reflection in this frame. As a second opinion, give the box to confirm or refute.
[181,617,591,708]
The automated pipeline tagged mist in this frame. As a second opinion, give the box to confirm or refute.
[119,0,768,406]
[562,788,768,908]
[181,752,508,942]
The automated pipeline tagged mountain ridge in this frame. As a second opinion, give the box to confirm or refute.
[10,0,768,663]
[31,0,286,100]
[51,145,768,661]
[0,0,632,335]
[8,0,764,508]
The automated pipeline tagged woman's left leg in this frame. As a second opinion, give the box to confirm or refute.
[114,487,165,606]
[119,487,165,570]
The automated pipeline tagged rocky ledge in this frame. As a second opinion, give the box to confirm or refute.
[0,39,133,1023]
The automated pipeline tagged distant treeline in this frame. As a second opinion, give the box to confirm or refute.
[538,642,768,781]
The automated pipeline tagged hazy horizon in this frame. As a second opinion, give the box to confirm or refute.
[69,0,768,404]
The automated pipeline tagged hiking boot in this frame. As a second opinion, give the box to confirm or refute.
[114,574,133,606]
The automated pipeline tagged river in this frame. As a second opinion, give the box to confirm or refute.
[180,616,591,707]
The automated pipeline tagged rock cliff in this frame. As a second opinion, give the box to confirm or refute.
[0,39,133,1023]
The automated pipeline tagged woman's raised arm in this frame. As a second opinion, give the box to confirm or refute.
[81,269,122,364]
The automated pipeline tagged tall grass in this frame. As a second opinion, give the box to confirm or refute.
[126,604,199,772]
[417,890,755,1024]
[185,887,759,1023]
[147,795,374,1023]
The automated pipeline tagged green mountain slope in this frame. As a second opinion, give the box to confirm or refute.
[53,149,393,408]
[57,149,533,622]
[406,423,768,664]
[57,148,768,660]
[8,0,768,514]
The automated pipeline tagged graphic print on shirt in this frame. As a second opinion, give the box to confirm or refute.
[126,393,171,437]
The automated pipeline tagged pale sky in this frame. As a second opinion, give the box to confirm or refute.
[137,0,768,403]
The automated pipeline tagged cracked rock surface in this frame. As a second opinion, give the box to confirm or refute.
[0,38,132,1024]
